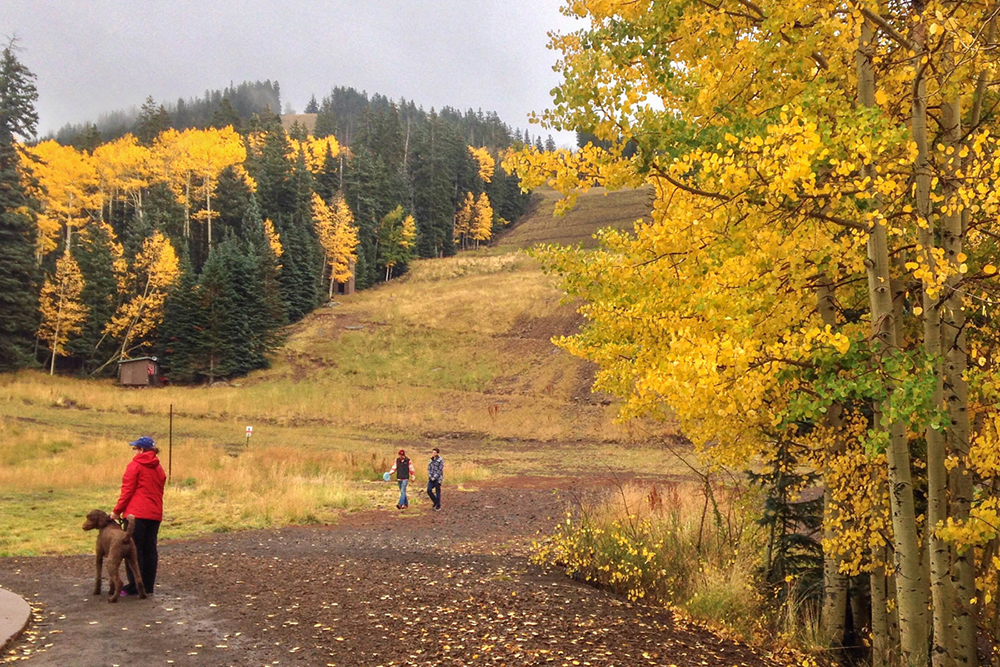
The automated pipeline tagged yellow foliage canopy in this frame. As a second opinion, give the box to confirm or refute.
[468,146,495,183]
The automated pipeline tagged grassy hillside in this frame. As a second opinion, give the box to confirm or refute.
[496,185,653,250]
[1,226,682,555]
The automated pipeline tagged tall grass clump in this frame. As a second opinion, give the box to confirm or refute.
[532,481,771,641]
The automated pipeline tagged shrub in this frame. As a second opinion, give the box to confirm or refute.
[532,481,770,641]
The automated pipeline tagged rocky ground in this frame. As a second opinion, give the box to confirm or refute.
[1,478,775,667]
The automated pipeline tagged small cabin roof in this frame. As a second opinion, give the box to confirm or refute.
[118,356,159,365]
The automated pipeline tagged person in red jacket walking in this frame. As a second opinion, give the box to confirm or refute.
[110,436,166,596]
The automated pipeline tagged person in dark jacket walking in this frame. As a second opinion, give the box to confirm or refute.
[111,436,166,596]
[390,449,416,509]
[426,448,444,511]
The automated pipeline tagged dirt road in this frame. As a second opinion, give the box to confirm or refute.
[1,479,775,666]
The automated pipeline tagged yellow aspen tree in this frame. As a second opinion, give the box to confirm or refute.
[28,140,100,260]
[468,146,495,183]
[37,248,87,375]
[470,192,494,248]
[151,128,197,237]
[186,127,248,248]
[453,192,475,249]
[508,0,1000,663]
[103,230,179,365]
[92,134,153,225]
[312,193,337,285]
[327,195,359,297]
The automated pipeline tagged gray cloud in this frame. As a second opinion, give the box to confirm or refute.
[1,0,579,146]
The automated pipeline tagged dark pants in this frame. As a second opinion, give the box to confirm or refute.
[427,480,441,509]
[125,518,160,594]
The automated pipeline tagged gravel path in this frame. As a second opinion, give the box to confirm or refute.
[1,479,776,667]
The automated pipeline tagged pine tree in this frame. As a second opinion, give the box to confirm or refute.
[411,112,463,258]
[0,41,40,370]
[37,249,88,374]
[195,243,238,382]
[136,96,172,145]
[158,256,202,383]
[212,165,253,241]
[210,98,241,131]
[241,195,286,352]
[71,221,121,372]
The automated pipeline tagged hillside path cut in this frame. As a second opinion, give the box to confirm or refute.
[1,480,776,667]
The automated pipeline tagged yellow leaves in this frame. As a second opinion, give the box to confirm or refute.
[874,90,888,106]
[313,194,359,283]
[288,135,341,173]
[467,146,495,183]
[400,212,417,250]
[104,231,180,355]
[471,193,494,242]
[92,134,153,200]
[152,127,249,217]
[454,192,475,246]
[28,140,101,260]
[985,264,997,276]
[263,218,283,259]
[37,249,88,364]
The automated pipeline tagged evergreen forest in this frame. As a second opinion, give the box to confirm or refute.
[0,47,533,384]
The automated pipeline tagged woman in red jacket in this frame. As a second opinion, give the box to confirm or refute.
[110,436,166,596]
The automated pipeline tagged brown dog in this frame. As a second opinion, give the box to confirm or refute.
[81,510,147,603]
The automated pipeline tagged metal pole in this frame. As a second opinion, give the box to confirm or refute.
[168,403,173,482]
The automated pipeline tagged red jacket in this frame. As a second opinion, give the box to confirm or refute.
[113,450,166,521]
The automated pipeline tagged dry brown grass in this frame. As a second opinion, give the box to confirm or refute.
[495,185,653,250]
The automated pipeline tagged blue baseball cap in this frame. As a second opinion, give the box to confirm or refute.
[130,436,155,449]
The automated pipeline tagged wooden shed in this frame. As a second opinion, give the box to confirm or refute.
[334,260,356,296]
[118,357,162,387]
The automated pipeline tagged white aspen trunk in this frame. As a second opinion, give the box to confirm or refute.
[858,20,928,666]
[119,273,152,363]
[50,289,64,376]
[184,172,191,238]
[871,560,891,667]
[817,281,848,648]
[940,69,977,667]
[66,192,74,251]
[206,173,213,250]
[913,19,956,666]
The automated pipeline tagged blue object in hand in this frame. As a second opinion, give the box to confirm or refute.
[383,472,391,482]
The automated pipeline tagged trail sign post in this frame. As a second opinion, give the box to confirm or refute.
[245,425,253,448]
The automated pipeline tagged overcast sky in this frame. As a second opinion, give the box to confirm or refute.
[0,1,580,146]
